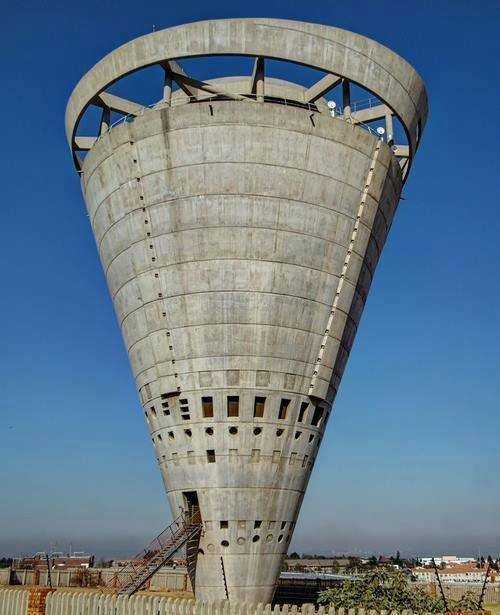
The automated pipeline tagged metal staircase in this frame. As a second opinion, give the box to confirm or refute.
[107,509,202,596]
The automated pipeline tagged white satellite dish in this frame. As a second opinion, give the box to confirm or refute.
[376,126,386,135]
[327,100,336,109]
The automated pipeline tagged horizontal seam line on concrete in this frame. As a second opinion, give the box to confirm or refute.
[120,289,358,328]
[126,321,342,355]
[256,22,421,116]
[110,257,356,307]
[102,224,360,276]
[131,350,335,380]
[83,115,391,187]
[166,485,306,494]
[91,189,393,248]
[135,369,336,388]
[87,159,389,228]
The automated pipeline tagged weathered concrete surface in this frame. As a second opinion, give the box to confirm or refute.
[67,18,427,605]
[66,19,428,155]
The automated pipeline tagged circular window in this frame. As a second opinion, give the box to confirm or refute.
[277,534,284,542]
[221,540,229,547]
[205,427,214,435]
[207,544,215,552]
[229,426,238,435]
[252,535,260,543]
[276,429,284,437]
[253,427,262,436]
[237,537,246,545]
[265,534,273,543]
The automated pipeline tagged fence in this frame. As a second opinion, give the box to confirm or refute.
[419,582,500,605]
[2,567,191,592]
[0,587,29,615]
[2,588,500,615]
[42,593,444,615]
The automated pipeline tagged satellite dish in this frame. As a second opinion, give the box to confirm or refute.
[376,126,386,135]
[327,101,336,109]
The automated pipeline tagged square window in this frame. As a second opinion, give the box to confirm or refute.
[227,396,239,417]
[253,396,266,418]
[220,520,228,529]
[254,520,262,529]
[278,399,290,420]
[202,396,214,418]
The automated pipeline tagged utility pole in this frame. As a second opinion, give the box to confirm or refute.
[478,562,491,611]
[45,552,52,589]
[432,558,448,613]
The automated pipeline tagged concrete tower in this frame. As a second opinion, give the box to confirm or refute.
[66,19,428,604]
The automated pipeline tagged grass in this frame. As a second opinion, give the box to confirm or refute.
[485,605,500,615]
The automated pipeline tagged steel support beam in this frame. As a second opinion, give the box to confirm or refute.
[304,73,341,103]
[96,92,144,116]
[250,57,265,102]
[351,104,390,125]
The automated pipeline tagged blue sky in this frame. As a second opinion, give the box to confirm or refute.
[1,0,499,559]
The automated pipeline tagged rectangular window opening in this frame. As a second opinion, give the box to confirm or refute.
[298,402,308,422]
[278,398,290,420]
[227,396,239,417]
[202,396,214,418]
[253,396,266,418]
[206,449,216,463]
[311,405,325,427]
[220,520,228,529]
[254,520,262,529]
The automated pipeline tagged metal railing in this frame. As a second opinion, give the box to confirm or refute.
[91,92,403,151]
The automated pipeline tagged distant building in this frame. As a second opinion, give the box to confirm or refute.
[14,552,94,570]
[284,558,349,573]
[413,564,492,584]
[419,556,476,567]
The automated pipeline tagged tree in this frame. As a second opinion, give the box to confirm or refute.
[288,552,300,559]
[317,569,485,613]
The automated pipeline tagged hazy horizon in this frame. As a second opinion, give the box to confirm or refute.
[1,0,499,561]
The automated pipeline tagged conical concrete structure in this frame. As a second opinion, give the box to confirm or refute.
[66,18,428,603]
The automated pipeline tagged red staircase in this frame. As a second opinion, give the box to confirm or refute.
[107,509,202,596]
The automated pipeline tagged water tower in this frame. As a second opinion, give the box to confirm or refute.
[66,18,427,603]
